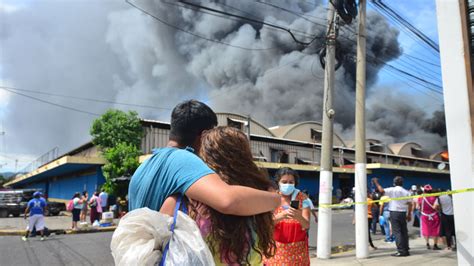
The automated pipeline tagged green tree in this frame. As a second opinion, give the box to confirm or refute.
[90,109,143,194]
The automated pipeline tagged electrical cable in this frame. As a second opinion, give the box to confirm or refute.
[163,0,321,41]
[177,0,319,46]
[0,87,101,116]
[1,86,173,110]
[125,0,276,51]
[373,0,439,53]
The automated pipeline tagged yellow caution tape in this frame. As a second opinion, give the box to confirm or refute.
[318,187,474,209]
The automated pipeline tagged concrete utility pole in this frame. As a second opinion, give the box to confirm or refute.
[436,1,474,265]
[317,2,337,260]
[354,0,369,259]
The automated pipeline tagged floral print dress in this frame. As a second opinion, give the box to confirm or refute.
[264,191,310,266]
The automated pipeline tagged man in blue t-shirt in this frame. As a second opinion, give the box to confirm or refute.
[22,191,47,241]
[129,100,280,216]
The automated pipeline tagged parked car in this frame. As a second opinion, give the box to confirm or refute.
[0,189,65,218]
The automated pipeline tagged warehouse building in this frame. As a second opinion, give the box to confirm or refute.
[5,113,450,201]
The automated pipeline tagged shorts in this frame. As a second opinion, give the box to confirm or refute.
[28,214,45,231]
[72,208,81,222]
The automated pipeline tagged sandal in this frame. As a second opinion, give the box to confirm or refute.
[426,243,431,249]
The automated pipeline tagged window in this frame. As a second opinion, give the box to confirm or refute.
[310,128,322,143]
[368,142,384,152]
[227,118,246,131]
[270,148,289,163]
[411,147,423,158]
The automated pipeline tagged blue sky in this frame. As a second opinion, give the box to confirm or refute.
[366,0,444,110]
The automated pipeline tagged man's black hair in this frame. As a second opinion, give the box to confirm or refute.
[394,176,403,186]
[169,100,217,146]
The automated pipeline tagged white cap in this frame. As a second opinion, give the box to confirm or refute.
[411,185,417,191]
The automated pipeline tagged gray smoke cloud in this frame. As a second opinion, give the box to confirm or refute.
[0,0,446,170]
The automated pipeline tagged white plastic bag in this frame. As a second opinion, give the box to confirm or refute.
[110,207,215,266]
[165,211,215,266]
[111,208,173,266]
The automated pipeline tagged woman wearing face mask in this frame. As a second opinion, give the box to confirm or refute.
[264,167,311,266]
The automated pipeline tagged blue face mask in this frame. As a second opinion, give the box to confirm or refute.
[279,183,295,196]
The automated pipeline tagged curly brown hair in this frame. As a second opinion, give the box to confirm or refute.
[191,126,276,265]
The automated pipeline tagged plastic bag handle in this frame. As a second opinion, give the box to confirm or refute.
[159,195,185,266]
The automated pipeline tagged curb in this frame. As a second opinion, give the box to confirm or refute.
[0,226,117,236]
[309,231,420,256]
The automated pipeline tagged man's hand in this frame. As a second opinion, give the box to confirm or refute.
[371,177,379,184]
[406,213,412,222]
[274,211,288,221]
[186,173,280,215]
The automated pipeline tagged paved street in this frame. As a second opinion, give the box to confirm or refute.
[307,209,410,248]
[0,209,423,266]
[0,213,119,231]
[312,236,457,265]
[0,232,114,266]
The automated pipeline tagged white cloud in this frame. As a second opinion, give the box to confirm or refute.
[0,2,23,13]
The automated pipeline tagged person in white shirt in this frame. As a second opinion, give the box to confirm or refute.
[99,189,108,213]
[372,177,412,257]
[438,192,455,250]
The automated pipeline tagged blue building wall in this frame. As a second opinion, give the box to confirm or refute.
[21,181,48,194]
[48,167,105,200]
[367,169,451,191]
[269,168,450,203]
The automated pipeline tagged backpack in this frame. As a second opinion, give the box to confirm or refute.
[67,200,74,211]
[89,198,97,208]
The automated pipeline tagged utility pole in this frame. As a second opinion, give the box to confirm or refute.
[317,2,337,260]
[354,0,369,259]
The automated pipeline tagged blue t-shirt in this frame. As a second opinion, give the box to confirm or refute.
[128,147,215,211]
[28,198,47,216]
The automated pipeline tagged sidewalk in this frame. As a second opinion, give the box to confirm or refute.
[311,237,457,265]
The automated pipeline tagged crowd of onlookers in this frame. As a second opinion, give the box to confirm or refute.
[369,179,456,255]
[68,189,128,229]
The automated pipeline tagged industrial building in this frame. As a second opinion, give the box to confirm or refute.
[5,113,450,202]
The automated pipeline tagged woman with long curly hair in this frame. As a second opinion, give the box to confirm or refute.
[161,126,276,265]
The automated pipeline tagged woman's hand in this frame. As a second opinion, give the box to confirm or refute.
[288,207,311,229]
[287,207,303,221]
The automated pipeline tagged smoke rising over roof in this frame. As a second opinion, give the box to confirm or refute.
[0,0,446,168]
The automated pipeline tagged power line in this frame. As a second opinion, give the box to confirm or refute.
[177,0,320,46]
[404,53,440,67]
[372,0,439,53]
[334,30,443,93]
[0,86,101,116]
[1,86,173,110]
[253,0,329,28]
[162,0,321,41]
[377,65,444,103]
[125,0,276,51]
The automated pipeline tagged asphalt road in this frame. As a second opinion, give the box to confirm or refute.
[0,232,114,266]
[0,209,418,265]
[308,209,418,248]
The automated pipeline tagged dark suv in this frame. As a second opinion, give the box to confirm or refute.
[0,189,65,218]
